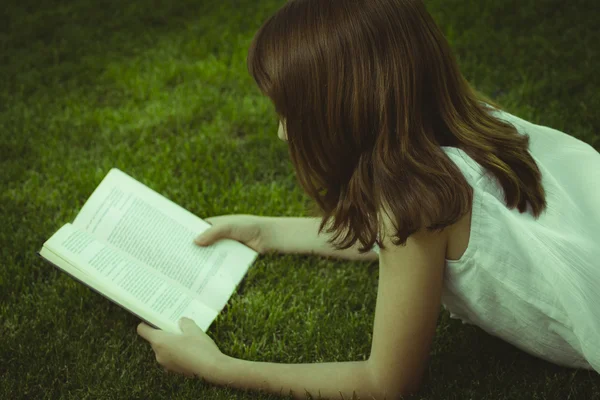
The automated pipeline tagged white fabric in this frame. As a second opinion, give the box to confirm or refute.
[371,107,600,371]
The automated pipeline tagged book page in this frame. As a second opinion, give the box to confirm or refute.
[42,223,219,333]
[72,168,258,313]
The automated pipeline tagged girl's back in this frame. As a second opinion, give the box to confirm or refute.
[439,106,600,371]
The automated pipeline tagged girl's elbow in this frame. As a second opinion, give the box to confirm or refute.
[367,370,423,400]
[400,381,423,398]
[376,384,421,400]
[368,387,413,400]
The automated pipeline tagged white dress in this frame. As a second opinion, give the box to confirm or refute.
[371,106,600,372]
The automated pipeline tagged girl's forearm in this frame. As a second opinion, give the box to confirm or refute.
[264,217,379,262]
[210,356,385,400]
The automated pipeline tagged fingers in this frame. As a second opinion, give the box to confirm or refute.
[137,322,157,342]
[194,224,232,246]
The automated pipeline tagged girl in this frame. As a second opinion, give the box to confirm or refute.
[136,0,600,398]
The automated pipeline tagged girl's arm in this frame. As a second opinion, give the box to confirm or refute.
[210,358,381,400]
[264,217,379,262]
[200,219,448,399]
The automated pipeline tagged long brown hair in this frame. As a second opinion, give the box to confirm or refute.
[247,0,546,252]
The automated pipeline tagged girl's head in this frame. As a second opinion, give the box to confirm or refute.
[247,0,546,252]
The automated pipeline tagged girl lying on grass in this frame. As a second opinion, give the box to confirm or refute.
[136,0,600,398]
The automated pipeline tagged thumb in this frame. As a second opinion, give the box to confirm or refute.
[179,317,202,333]
[194,224,232,246]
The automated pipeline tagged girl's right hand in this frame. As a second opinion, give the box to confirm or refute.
[193,214,272,254]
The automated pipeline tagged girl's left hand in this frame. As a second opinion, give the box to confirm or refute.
[137,317,225,379]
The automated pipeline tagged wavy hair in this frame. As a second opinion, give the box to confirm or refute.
[247,0,546,252]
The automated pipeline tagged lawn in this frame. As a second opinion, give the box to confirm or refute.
[1,0,599,399]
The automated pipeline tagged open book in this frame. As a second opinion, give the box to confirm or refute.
[38,168,258,334]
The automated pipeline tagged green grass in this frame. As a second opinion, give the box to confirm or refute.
[1,0,599,398]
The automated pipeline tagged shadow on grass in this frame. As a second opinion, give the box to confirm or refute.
[2,0,227,89]
[419,317,600,400]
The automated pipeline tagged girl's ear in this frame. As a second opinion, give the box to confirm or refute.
[278,120,288,141]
